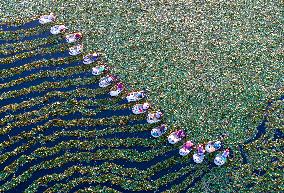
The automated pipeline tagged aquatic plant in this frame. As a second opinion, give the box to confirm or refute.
[0,1,283,192]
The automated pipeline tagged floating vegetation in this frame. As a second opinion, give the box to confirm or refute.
[0,1,283,192]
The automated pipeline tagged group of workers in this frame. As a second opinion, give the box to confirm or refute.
[39,13,230,166]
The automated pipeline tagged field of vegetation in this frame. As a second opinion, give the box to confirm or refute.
[0,1,283,192]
